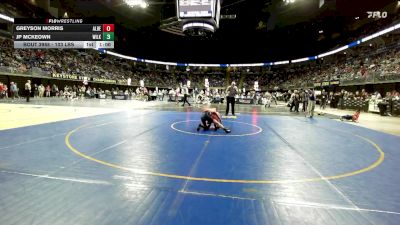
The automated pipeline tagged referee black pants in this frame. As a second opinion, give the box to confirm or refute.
[25,90,30,102]
[226,96,235,116]
[182,94,191,106]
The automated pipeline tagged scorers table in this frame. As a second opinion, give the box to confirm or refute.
[13,18,114,49]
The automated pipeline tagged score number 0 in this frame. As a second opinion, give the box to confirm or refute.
[103,24,114,32]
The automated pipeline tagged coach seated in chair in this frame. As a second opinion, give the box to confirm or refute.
[168,89,176,102]
[150,90,157,101]
[378,99,390,116]
[212,92,222,104]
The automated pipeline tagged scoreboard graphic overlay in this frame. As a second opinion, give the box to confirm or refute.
[13,19,114,49]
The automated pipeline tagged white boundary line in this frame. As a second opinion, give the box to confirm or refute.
[274,200,400,215]
[0,170,112,185]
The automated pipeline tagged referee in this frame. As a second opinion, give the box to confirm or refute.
[225,81,238,116]
[25,80,31,102]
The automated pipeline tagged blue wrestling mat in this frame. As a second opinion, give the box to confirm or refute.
[0,110,399,225]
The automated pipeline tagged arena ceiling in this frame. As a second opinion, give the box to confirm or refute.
[43,0,400,63]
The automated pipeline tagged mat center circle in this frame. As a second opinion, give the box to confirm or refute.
[170,120,263,137]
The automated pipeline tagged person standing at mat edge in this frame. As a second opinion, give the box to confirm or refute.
[307,89,316,118]
[225,81,238,116]
[181,84,191,106]
[25,80,31,102]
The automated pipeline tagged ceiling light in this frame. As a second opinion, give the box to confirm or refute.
[283,0,295,4]
[0,13,14,22]
[140,2,148,8]
[355,17,359,20]
[319,30,323,34]
[124,0,148,8]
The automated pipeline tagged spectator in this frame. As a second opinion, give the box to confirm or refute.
[3,83,8,99]
[307,89,316,118]
[24,80,31,102]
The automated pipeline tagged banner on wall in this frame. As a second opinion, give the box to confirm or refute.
[83,76,88,85]
[52,73,79,80]
[314,82,321,87]
[205,79,209,88]
[322,81,330,86]
[254,81,259,91]
[117,80,128,85]
[330,80,340,85]
[92,78,117,84]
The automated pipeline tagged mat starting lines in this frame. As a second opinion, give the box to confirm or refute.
[222,116,237,119]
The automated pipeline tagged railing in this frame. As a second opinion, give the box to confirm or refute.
[375,73,400,83]
[340,72,400,86]
[269,72,400,90]
[0,66,51,77]
[31,67,51,77]
[340,74,375,86]
[1,66,399,89]
[339,98,400,116]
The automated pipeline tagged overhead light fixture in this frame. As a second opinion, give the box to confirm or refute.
[140,2,148,8]
[124,0,148,8]
[283,0,295,4]
[355,17,359,20]
[182,22,215,33]
[319,30,323,34]
[0,13,14,22]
